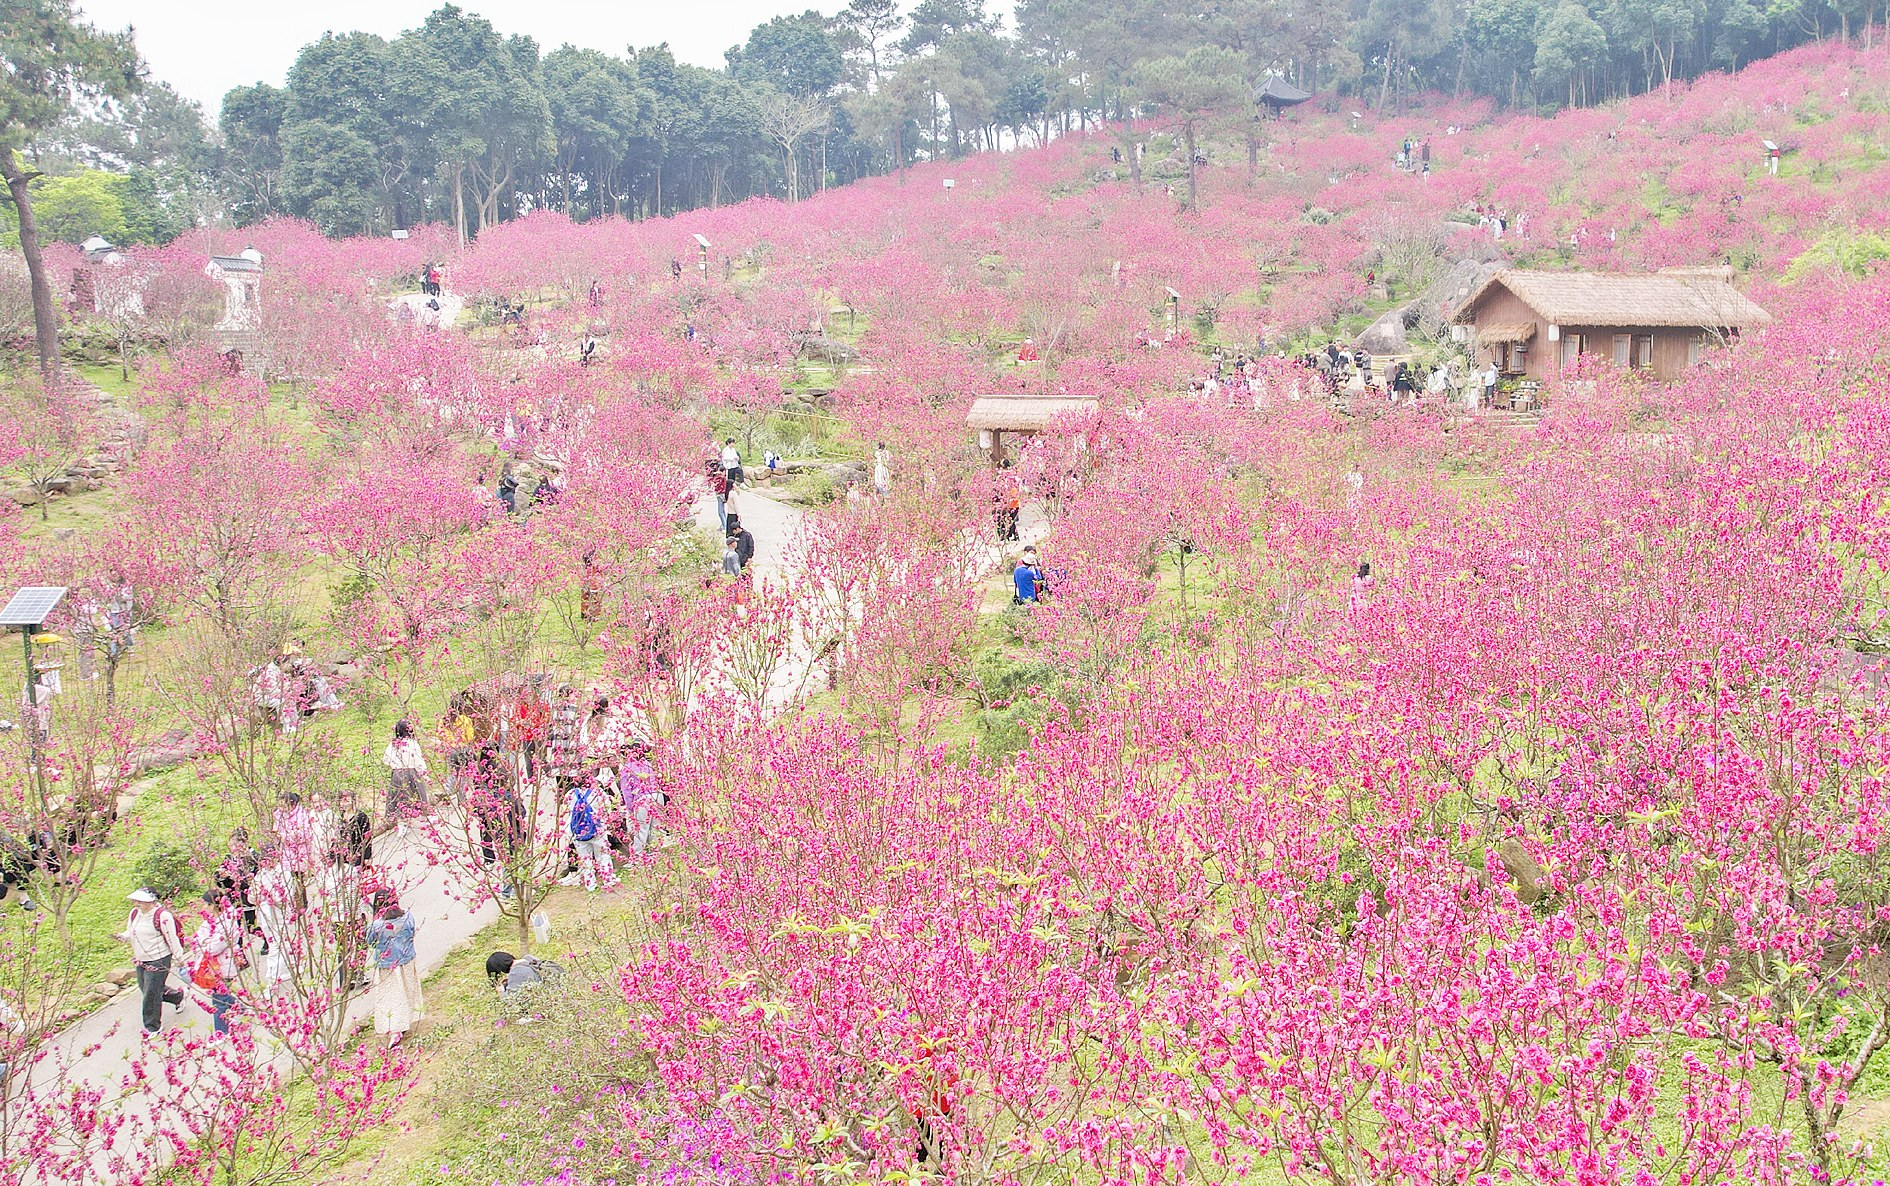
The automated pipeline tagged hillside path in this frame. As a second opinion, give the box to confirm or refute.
[33,491,808,1183]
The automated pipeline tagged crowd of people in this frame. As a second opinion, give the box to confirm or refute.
[84,418,1000,1064]
[115,668,672,1050]
[1191,341,1498,413]
[250,641,345,734]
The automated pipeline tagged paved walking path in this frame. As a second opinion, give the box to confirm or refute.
[31,489,812,1184]
[32,473,1064,1183]
[697,479,804,573]
[31,823,500,1181]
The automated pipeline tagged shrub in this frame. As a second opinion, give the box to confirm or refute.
[968,650,1055,760]
[794,468,838,505]
[130,839,200,903]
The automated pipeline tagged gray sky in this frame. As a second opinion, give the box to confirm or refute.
[77,0,846,120]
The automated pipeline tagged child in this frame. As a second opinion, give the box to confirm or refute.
[567,774,618,892]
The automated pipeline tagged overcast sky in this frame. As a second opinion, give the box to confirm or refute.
[76,0,846,120]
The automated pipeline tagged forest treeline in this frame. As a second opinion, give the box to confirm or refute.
[7,0,1877,242]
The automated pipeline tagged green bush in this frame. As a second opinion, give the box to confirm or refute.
[1786,228,1890,281]
[795,468,839,505]
[129,839,200,904]
[969,651,1056,761]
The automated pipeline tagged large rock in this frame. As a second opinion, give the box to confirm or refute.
[793,334,857,364]
[1354,309,1409,354]
[1410,258,1508,334]
[822,462,869,488]
[130,728,208,772]
[8,486,42,506]
[1494,839,1546,904]
[1353,257,1510,351]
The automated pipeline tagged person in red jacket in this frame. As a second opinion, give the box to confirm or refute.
[707,458,732,533]
[910,1034,959,1168]
[510,682,550,782]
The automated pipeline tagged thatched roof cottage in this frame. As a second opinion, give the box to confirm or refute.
[1452,267,1771,382]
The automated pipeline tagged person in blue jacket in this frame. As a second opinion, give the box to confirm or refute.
[1013,546,1044,604]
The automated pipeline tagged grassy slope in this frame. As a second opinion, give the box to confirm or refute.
[28,52,1890,1181]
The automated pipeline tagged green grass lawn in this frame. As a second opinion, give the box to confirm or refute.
[72,361,139,402]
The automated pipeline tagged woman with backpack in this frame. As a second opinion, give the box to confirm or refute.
[365,891,422,1050]
[118,888,187,1034]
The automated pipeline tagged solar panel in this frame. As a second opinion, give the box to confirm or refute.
[0,587,66,627]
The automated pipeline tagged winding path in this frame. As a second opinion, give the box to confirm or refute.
[31,489,810,1183]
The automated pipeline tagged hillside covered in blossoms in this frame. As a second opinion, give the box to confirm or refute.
[9,32,1890,1186]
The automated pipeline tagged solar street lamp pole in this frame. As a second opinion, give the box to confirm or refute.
[2,587,67,807]
[20,626,35,797]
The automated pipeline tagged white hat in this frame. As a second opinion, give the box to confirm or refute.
[127,888,159,903]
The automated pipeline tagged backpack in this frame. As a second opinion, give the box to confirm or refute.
[570,786,600,842]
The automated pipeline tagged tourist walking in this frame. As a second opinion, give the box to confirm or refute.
[215,827,262,949]
[252,846,293,990]
[721,439,744,485]
[119,888,186,1035]
[189,892,244,1036]
[996,484,1021,543]
[621,742,662,856]
[510,680,551,783]
[365,892,422,1050]
[707,458,731,532]
[437,694,477,806]
[274,792,315,912]
[334,789,373,871]
[548,685,582,789]
[566,775,618,891]
[382,719,429,824]
[727,516,756,572]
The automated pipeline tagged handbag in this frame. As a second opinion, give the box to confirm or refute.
[189,952,223,992]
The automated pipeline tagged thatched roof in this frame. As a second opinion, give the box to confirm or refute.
[966,393,1099,432]
[1454,269,1771,329]
[1477,322,1537,345]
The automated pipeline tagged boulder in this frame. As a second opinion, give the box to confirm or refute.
[1493,839,1546,904]
[793,334,857,365]
[1354,309,1408,355]
[104,967,135,987]
[129,728,207,772]
[8,487,42,506]
[1410,258,1507,333]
